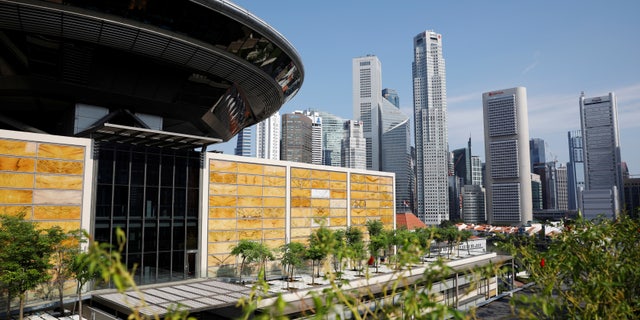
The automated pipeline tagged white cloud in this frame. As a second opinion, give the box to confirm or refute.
[522,51,541,75]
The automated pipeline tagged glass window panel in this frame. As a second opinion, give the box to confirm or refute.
[157,252,172,283]
[128,222,142,253]
[127,253,142,284]
[158,222,171,251]
[160,154,174,187]
[144,222,157,253]
[172,251,185,280]
[145,186,158,219]
[147,154,160,186]
[187,157,200,189]
[186,189,198,218]
[114,150,130,185]
[131,152,145,186]
[173,222,185,251]
[174,188,186,218]
[94,221,111,243]
[129,186,144,218]
[175,156,187,188]
[160,187,173,217]
[142,252,157,284]
[113,186,129,219]
[96,185,112,218]
[186,222,197,250]
[98,149,114,184]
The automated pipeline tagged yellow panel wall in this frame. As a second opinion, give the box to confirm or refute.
[0,136,89,233]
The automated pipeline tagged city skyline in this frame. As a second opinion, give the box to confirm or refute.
[219,1,640,175]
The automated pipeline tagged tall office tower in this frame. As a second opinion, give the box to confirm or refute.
[342,120,366,169]
[318,111,348,167]
[255,111,280,160]
[353,55,382,170]
[380,98,413,214]
[461,184,486,223]
[382,88,400,108]
[531,173,543,210]
[567,130,585,210]
[412,30,450,224]
[452,138,472,185]
[529,138,546,172]
[471,156,483,186]
[234,127,252,157]
[482,87,533,225]
[579,92,624,219]
[623,178,640,218]
[281,112,312,163]
[302,109,323,165]
[556,164,568,211]
[534,162,559,210]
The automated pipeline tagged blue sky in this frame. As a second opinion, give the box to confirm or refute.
[217,0,640,176]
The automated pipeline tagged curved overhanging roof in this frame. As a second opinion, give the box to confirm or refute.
[0,0,304,141]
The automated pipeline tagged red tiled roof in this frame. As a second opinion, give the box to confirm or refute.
[396,212,427,230]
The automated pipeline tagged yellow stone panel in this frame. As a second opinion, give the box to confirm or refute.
[237,185,263,196]
[311,170,330,180]
[238,218,261,229]
[210,172,237,184]
[0,205,31,217]
[367,200,381,208]
[350,217,366,225]
[380,208,394,216]
[367,184,379,192]
[367,208,380,216]
[291,228,311,239]
[33,206,81,220]
[263,207,285,218]
[310,199,330,208]
[209,207,236,219]
[263,197,285,207]
[0,140,36,156]
[311,179,329,189]
[332,218,347,227]
[351,200,365,208]
[0,157,35,172]
[263,176,286,187]
[291,197,310,208]
[381,216,394,226]
[35,174,83,190]
[36,221,80,232]
[237,174,263,185]
[351,183,366,191]
[263,187,285,197]
[208,242,233,255]
[38,144,84,161]
[210,160,237,172]
[209,195,236,207]
[330,171,347,181]
[312,207,328,217]
[239,230,262,240]
[208,254,233,266]
[237,162,264,175]
[381,201,394,208]
[290,188,310,198]
[365,175,380,183]
[290,178,310,188]
[350,191,367,200]
[291,218,310,228]
[209,219,237,230]
[291,168,310,178]
[208,231,237,242]
[263,229,284,239]
[330,190,346,199]
[209,183,237,195]
[36,159,83,175]
[263,165,285,176]
[380,192,393,200]
[330,181,346,190]
[263,219,285,229]
[290,207,310,217]
[265,239,285,248]
[351,208,365,217]
[380,176,393,185]
[380,185,393,192]
[0,189,32,204]
[237,196,262,207]
[351,174,365,183]
[329,208,346,217]
[0,172,33,188]
[237,208,262,218]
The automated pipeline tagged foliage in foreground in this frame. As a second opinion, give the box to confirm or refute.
[496,215,640,319]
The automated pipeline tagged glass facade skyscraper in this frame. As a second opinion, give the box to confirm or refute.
[318,111,348,167]
[412,30,449,225]
[380,98,412,214]
[567,130,585,210]
[256,112,280,160]
[234,127,252,157]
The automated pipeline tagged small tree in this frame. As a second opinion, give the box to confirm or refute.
[253,242,274,282]
[307,227,333,284]
[280,242,305,287]
[345,227,364,271]
[0,214,60,320]
[49,229,84,316]
[331,229,347,275]
[368,233,387,273]
[230,239,260,283]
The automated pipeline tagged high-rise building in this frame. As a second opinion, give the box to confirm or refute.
[353,55,382,170]
[471,156,483,186]
[342,120,366,169]
[461,184,486,224]
[579,92,623,219]
[234,127,252,157]
[567,130,585,210]
[380,98,413,214]
[281,112,312,163]
[482,87,533,225]
[302,110,323,165]
[412,30,449,225]
[623,177,640,218]
[382,88,400,108]
[531,173,543,210]
[317,111,348,167]
[556,164,568,211]
[452,138,472,185]
[255,112,280,160]
[529,138,546,172]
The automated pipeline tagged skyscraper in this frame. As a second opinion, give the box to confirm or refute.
[461,184,486,224]
[255,111,280,160]
[353,55,382,170]
[281,112,312,163]
[482,87,533,225]
[380,97,412,214]
[579,92,623,219]
[556,164,569,211]
[529,138,546,172]
[234,127,252,157]
[302,109,323,165]
[382,88,400,108]
[342,120,366,169]
[412,30,449,225]
[567,130,585,210]
[471,156,483,186]
[317,111,348,167]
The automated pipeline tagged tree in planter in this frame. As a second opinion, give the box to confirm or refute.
[331,229,347,276]
[368,233,387,273]
[0,214,61,320]
[253,242,275,282]
[230,239,260,283]
[49,229,84,316]
[306,227,333,285]
[459,229,473,256]
[345,227,364,272]
[280,242,305,289]
[414,227,436,261]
